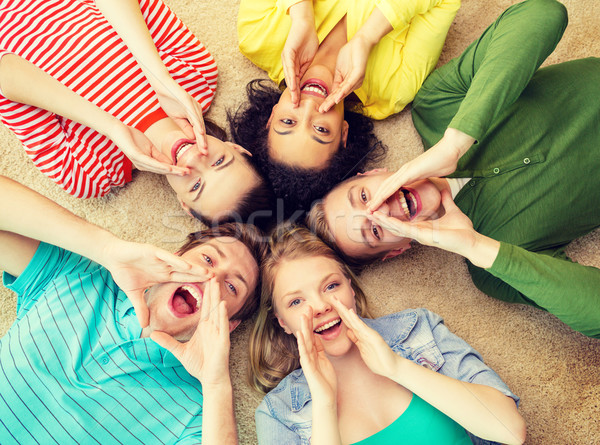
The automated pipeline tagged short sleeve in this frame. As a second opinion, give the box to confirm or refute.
[0,50,15,96]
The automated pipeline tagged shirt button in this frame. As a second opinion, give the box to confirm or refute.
[469,180,476,187]
[523,157,531,164]
[493,167,500,174]
[101,357,109,365]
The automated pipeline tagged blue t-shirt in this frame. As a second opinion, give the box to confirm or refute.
[0,243,203,444]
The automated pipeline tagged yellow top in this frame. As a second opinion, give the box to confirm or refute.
[238,0,460,119]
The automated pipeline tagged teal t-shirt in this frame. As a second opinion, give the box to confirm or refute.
[0,243,204,444]
[352,394,471,445]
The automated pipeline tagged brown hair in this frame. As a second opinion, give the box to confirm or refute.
[178,222,267,322]
[248,224,371,394]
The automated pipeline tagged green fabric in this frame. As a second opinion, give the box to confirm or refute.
[351,394,471,445]
[412,0,600,337]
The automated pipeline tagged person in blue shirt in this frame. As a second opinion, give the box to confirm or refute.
[0,176,266,444]
[249,225,525,445]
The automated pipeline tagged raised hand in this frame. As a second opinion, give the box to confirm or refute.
[282,4,319,107]
[297,309,337,406]
[151,277,231,385]
[369,190,500,268]
[330,296,399,380]
[318,36,371,113]
[101,238,213,328]
[108,120,189,176]
[367,128,475,212]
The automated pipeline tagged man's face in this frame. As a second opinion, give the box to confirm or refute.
[166,136,261,221]
[143,237,259,341]
[323,172,445,259]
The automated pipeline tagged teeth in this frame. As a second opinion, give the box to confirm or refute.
[315,318,341,333]
[175,143,191,162]
[399,192,410,219]
[181,284,202,308]
[302,84,327,97]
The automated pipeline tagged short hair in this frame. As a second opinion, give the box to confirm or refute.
[228,80,386,219]
[194,119,275,230]
[248,224,371,394]
[178,222,267,322]
[306,195,386,273]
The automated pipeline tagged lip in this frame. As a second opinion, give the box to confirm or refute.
[403,187,422,220]
[314,317,343,341]
[167,283,203,318]
[171,138,196,165]
[300,78,329,98]
[390,188,422,221]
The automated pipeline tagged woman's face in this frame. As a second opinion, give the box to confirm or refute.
[165,135,261,221]
[267,67,348,170]
[272,255,356,357]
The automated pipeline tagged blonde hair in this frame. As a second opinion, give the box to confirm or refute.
[248,224,371,394]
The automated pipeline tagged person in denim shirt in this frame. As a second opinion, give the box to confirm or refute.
[249,226,525,444]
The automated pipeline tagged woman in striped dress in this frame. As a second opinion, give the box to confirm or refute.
[0,0,270,224]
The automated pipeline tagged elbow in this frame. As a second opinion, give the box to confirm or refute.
[504,410,527,445]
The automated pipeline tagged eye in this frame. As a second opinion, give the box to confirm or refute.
[202,254,214,267]
[226,282,237,296]
[372,224,381,240]
[212,156,224,167]
[313,125,329,134]
[289,298,301,308]
[280,118,294,125]
[325,282,339,292]
[360,189,368,203]
[191,180,201,192]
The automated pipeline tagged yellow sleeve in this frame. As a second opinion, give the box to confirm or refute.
[277,0,308,14]
[376,0,449,31]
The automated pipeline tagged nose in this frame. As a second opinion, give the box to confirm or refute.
[376,200,390,216]
[311,295,332,317]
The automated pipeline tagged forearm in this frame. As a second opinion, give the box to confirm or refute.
[200,381,238,445]
[287,0,314,23]
[0,54,120,137]
[310,401,342,445]
[391,358,525,444]
[353,7,393,49]
[0,176,117,266]
[95,0,173,92]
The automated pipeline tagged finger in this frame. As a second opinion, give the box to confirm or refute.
[318,96,336,113]
[331,295,360,332]
[300,314,314,356]
[151,331,182,357]
[154,249,193,271]
[296,329,308,360]
[189,115,208,154]
[347,328,359,345]
[200,277,215,321]
[219,301,230,343]
[368,211,408,238]
[313,334,325,354]
[367,182,400,212]
[129,293,150,328]
[440,188,457,211]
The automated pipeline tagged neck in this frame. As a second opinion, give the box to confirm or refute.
[311,15,348,75]
[144,116,186,158]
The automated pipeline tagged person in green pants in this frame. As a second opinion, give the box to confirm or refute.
[307,0,600,338]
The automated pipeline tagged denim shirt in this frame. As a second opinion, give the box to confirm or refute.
[255,308,519,445]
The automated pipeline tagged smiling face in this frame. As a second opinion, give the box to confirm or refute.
[323,172,448,259]
[267,71,349,170]
[272,255,357,357]
[165,136,261,221]
[142,236,259,341]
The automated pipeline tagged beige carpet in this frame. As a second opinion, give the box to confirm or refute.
[1,0,599,443]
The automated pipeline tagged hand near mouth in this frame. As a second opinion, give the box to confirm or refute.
[331,296,398,380]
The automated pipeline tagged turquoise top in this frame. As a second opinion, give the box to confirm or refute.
[351,394,471,445]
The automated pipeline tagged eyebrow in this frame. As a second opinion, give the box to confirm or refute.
[193,156,235,202]
[273,127,331,145]
[280,273,338,301]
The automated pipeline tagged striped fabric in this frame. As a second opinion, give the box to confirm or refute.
[1,243,204,444]
[0,0,217,198]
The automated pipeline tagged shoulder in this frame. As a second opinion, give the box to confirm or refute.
[363,308,442,347]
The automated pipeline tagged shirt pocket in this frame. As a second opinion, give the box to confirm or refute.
[407,341,445,372]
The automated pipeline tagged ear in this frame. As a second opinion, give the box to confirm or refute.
[382,242,412,261]
[225,141,252,157]
[178,198,193,217]
[276,315,293,335]
[228,319,241,333]
[266,105,276,129]
[341,120,349,148]
[358,168,389,176]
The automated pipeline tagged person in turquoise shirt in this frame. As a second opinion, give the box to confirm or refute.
[307,0,600,337]
[0,176,265,444]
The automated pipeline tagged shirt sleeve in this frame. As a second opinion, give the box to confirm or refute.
[423,309,519,405]
[255,401,302,445]
[375,0,446,31]
[486,242,600,338]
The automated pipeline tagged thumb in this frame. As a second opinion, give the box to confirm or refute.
[129,293,150,328]
[347,328,359,345]
[151,331,181,357]
[440,189,457,211]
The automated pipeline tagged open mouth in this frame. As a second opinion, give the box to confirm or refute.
[314,318,341,335]
[300,78,329,98]
[395,188,420,220]
[171,139,195,165]
[169,284,203,318]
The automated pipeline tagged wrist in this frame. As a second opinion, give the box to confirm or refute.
[444,127,475,158]
[288,0,315,23]
[465,232,501,269]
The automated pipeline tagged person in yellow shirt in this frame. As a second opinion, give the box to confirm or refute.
[231,0,460,216]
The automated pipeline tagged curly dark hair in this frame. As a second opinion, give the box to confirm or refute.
[228,80,386,219]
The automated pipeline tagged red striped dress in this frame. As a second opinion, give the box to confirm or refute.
[0,0,218,198]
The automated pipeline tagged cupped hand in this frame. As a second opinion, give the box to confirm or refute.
[102,238,213,328]
[151,277,231,386]
[282,19,319,107]
[367,128,475,212]
[108,121,189,176]
[155,80,209,153]
[330,296,399,380]
[297,308,337,406]
[319,36,372,113]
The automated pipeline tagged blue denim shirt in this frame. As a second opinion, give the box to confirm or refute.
[255,308,519,445]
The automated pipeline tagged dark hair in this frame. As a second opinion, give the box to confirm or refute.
[228,80,386,219]
[178,222,268,322]
[194,119,275,229]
